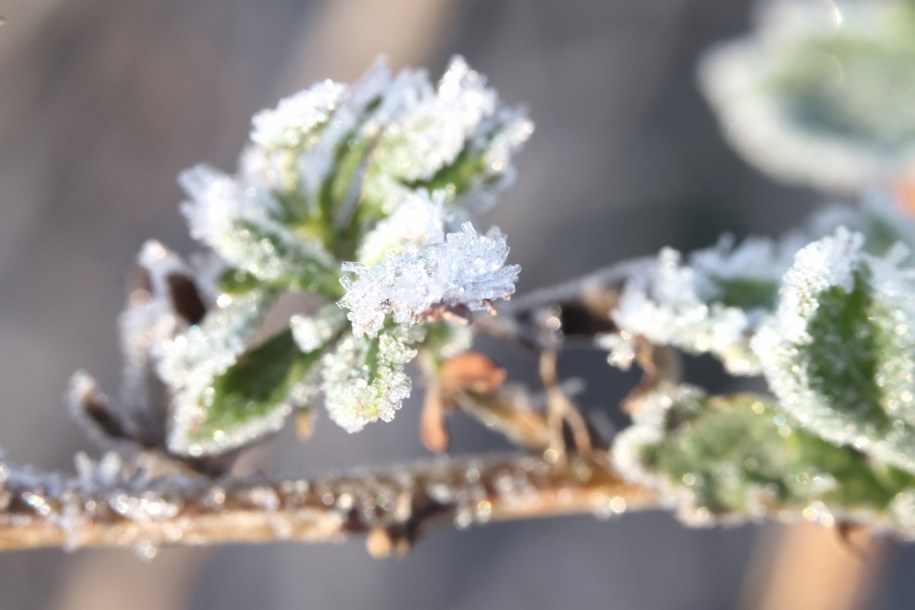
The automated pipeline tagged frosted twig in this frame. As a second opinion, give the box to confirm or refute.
[0,453,656,555]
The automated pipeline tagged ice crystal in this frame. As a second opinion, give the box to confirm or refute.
[753,228,915,474]
[321,328,421,433]
[339,222,519,338]
[699,0,915,191]
[370,57,495,183]
[602,203,890,375]
[356,190,449,265]
[73,241,214,450]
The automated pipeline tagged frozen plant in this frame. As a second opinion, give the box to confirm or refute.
[3,1,915,559]
[75,56,531,458]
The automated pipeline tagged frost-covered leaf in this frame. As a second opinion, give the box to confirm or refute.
[161,289,274,455]
[339,221,519,338]
[356,190,448,265]
[157,290,273,396]
[179,165,339,294]
[700,0,915,191]
[603,201,897,374]
[169,330,326,457]
[290,303,347,353]
[753,228,915,474]
[610,247,762,375]
[358,56,532,214]
[321,328,421,433]
[250,79,347,151]
[613,386,915,536]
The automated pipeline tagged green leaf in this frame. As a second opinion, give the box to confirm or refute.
[170,330,328,457]
[709,277,780,312]
[321,327,421,433]
[754,229,915,474]
[230,219,341,296]
[614,387,915,533]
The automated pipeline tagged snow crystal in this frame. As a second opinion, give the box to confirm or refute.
[756,227,863,346]
[356,190,448,265]
[339,222,519,338]
[482,108,535,176]
[357,56,530,212]
[367,56,495,184]
[162,290,273,456]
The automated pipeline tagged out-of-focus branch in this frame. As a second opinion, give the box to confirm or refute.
[0,453,657,556]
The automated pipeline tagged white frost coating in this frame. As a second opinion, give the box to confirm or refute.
[371,57,495,183]
[358,56,531,213]
[250,79,346,149]
[119,241,200,421]
[611,386,692,516]
[753,228,915,473]
[74,451,128,490]
[339,221,520,338]
[357,190,449,265]
[179,165,334,287]
[691,233,804,295]
[295,60,393,205]
[291,304,347,353]
[157,290,271,394]
[162,290,273,455]
[698,0,915,192]
[611,248,759,375]
[757,227,863,347]
[603,209,880,375]
[321,329,420,433]
[482,108,535,177]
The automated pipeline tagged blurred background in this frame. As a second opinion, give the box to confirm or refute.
[0,0,913,608]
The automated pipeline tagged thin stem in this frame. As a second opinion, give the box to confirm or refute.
[0,453,656,555]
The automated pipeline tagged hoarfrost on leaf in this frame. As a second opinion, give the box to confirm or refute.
[321,328,421,433]
[610,248,760,375]
[290,304,347,354]
[356,190,449,265]
[753,227,915,474]
[612,385,915,536]
[250,79,346,150]
[699,0,915,191]
[357,55,531,213]
[339,221,520,338]
[179,165,337,293]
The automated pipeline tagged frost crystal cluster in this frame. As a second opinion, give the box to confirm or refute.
[72,56,530,457]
